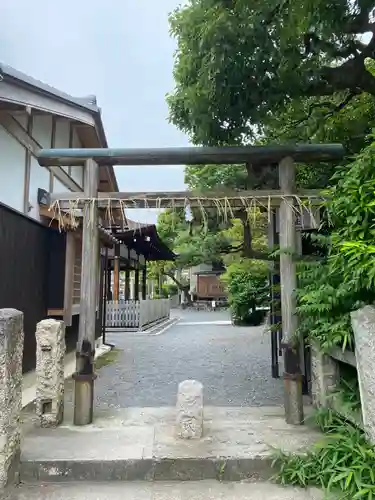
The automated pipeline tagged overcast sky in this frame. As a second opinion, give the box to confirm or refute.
[0,0,188,223]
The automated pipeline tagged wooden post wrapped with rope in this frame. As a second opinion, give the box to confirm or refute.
[73,158,99,426]
[278,157,304,425]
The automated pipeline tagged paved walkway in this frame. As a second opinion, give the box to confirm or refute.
[6,481,324,499]
[95,310,284,408]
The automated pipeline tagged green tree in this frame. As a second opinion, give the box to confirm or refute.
[168,0,375,146]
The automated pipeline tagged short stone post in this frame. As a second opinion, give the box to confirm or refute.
[351,305,375,444]
[35,319,66,427]
[310,343,338,409]
[0,309,23,488]
[176,380,203,439]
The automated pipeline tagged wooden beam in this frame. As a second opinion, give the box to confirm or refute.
[0,111,82,193]
[37,144,345,167]
[278,156,304,426]
[49,189,324,210]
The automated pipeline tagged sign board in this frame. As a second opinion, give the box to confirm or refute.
[276,206,320,233]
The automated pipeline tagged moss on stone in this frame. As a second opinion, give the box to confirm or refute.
[95,348,121,370]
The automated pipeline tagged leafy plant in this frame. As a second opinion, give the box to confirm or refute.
[296,136,375,352]
[222,259,268,325]
[272,409,375,499]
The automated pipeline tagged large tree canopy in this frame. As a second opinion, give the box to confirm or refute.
[168,0,375,146]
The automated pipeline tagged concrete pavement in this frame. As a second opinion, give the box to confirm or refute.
[5,481,325,499]
[20,406,320,483]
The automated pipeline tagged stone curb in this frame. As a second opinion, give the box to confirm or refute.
[20,457,273,483]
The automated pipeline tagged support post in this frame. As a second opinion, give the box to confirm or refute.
[73,158,99,426]
[268,209,279,379]
[63,231,75,327]
[278,157,304,425]
[134,268,140,300]
[142,265,147,300]
[125,269,130,300]
[102,248,108,344]
[106,266,112,300]
[113,244,120,301]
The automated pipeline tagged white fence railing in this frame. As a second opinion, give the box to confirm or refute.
[139,299,170,329]
[106,299,170,330]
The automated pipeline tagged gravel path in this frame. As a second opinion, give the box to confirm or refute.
[95,310,284,408]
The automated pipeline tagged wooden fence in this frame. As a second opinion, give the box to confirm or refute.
[106,299,170,330]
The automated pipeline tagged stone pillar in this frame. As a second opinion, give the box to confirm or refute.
[351,305,375,444]
[310,343,338,409]
[36,319,66,427]
[0,309,23,488]
[176,380,203,439]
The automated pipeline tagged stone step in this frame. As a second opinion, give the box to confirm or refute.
[6,480,324,499]
[21,456,274,483]
[20,406,321,484]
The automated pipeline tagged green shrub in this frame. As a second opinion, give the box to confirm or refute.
[222,259,268,325]
[161,282,179,297]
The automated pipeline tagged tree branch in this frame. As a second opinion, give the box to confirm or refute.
[164,271,189,291]
[272,91,359,140]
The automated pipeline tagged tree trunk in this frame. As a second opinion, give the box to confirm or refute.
[163,272,192,303]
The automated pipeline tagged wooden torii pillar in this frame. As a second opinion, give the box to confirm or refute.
[73,158,100,426]
[278,157,303,425]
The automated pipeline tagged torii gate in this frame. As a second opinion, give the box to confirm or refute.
[37,144,345,426]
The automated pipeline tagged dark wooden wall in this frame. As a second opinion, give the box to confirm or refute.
[0,202,50,372]
[0,202,83,372]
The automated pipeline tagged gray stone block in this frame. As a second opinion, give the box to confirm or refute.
[351,305,375,444]
[0,309,23,489]
[310,343,338,409]
[35,319,66,427]
[176,380,203,439]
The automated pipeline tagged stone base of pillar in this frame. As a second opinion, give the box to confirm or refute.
[73,373,97,426]
[283,374,304,425]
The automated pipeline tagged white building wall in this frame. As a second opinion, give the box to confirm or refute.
[0,124,25,212]
[71,128,84,188]
[0,110,84,221]
[32,115,52,148]
[29,156,50,220]
[28,114,52,220]
[55,118,70,175]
